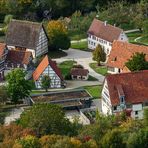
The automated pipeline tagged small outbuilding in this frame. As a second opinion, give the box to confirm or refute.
[71,68,89,80]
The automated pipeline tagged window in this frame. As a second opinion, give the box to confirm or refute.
[114,106,117,110]
[121,97,124,103]
[135,111,138,115]
[108,67,115,72]
[92,36,96,40]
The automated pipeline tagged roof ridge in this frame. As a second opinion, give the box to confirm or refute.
[94,18,123,31]
[11,19,42,26]
[107,70,148,78]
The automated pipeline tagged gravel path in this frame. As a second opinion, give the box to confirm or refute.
[54,48,105,83]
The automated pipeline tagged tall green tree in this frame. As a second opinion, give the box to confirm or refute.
[19,104,76,137]
[92,44,106,66]
[6,68,32,104]
[41,75,51,92]
[125,52,148,71]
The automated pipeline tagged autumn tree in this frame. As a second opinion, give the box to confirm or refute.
[0,124,34,147]
[101,128,125,148]
[47,20,70,50]
[92,44,106,66]
[14,135,40,148]
[125,52,148,71]
[41,75,51,92]
[127,128,148,148]
[19,104,76,137]
[6,68,32,104]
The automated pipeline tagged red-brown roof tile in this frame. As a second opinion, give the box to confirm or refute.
[71,68,89,76]
[6,50,32,65]
[107,41,148,72]
[88,18,123,42]
[0,43,6,58]
[106,71,148,106]
[33,55,63,81]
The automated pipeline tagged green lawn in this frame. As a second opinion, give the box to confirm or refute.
[31,90,46,94]
[68,30,87,40]
[136,36,148,45]
[89,63,108,76]
[71,40,88,51]
[88,75,98,81]
[126,31,142,42]
[126,31,148,45]
[58,60,77,78]
[84,85,102,99]
[48,50,67,59]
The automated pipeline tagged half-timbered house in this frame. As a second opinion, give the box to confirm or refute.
[6,19,48,58]
[33,55,64,88]
[0,43,8,81]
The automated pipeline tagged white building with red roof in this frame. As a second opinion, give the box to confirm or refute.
[107,41,148,74]
[101,71,148,119]
[87,18,128,55]
[33,55,64,89]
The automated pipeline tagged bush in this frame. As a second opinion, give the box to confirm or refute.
[4,14,13,25]
[19,104,77,137]
[65,74,72,80]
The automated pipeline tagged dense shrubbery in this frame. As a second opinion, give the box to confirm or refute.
[0,106,148,147]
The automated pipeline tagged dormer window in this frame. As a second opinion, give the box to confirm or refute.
[116,84,125,106]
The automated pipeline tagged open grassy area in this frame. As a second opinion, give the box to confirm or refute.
[136,36,148,45]
[71,40,88,51]
[84,85,102,99]
[126,31,142,42]
[68,30,87,40]
[89,63,108,76]
[48,50,67,59]
[58,60,77,78]
[31,90,46,94]
[88,75,98,81]
[126,31,148,45]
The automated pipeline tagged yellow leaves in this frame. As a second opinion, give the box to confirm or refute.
[47,20,68,36]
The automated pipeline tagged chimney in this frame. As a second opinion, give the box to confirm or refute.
[104,21,107,26]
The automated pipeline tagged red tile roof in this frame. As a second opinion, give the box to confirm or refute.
[33,55,63,81]
[0,43,6,58]
[6,50,32,65]
[88,18,122,42]
[71,68,89,76]
[107,41,148,72]
[106,71,148,106]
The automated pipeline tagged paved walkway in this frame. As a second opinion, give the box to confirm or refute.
[124,29,140,33]
[54,48,105,83]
